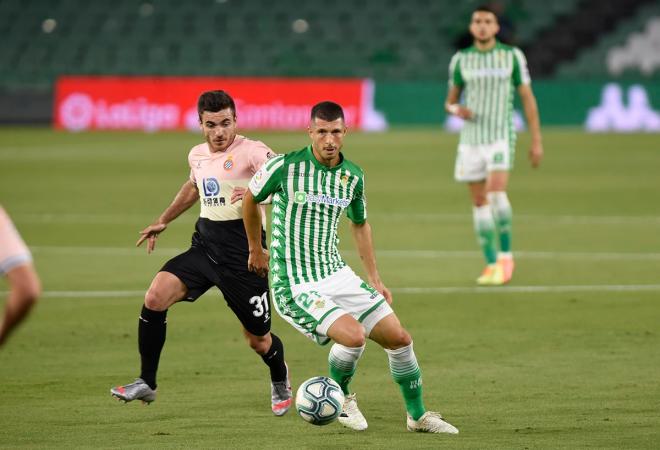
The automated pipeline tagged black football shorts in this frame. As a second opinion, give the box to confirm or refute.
[160,245,271,336]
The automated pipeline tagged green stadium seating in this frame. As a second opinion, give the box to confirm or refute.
[0,0,587,90]
[555,2,660,79]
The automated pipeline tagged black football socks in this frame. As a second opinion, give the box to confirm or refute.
[261,333,287,382]
[138,305,167,390]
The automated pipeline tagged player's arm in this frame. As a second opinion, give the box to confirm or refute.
[445,85,473,120]
[350,221,393,305]
[518,84,544,168]
[136,179,199,253]
[243,189,269,278]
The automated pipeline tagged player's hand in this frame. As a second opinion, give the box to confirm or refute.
[456,106,473,120]
[136,223,167,254]
[371,279,393,305]
[248,248,270,278]
[529,141,543,168]
[448,104,473,120]
[231,187,247,204]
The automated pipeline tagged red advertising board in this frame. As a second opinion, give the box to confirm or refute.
[54,77,386,131]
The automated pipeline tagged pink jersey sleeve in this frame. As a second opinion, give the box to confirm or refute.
[188,145,201,184]
[248,140,277,174]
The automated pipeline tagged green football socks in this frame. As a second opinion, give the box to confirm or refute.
[386,343,426,421]
[328,343,365,395]
[473,205,498,264]
[488,191,513,253]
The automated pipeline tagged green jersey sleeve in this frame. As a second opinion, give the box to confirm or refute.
[512,47,531,87]
[346,173,367,224]
[248,154,285,203]
[448,52,464,88]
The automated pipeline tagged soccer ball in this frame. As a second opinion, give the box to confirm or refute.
[295,376,345,426]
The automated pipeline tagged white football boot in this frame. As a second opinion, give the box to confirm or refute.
[338,393,368,431]
[407,411,459,434]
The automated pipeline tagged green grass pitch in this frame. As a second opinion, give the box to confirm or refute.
[1,127,659,448]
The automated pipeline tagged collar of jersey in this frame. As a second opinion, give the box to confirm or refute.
[471,40,502,54]
[206,135,243,157]
[306,145,345,171]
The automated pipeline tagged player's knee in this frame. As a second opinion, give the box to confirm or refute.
[247,335,271,354]
[144,288,170,311]
[14,277,40,307]
[343,326,367,348]
[473,194,488,207]
[386,328,412,349]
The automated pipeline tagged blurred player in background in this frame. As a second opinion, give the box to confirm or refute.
[445,4,544,285]
[0,205,41,347]
[111,90,292,416]
[243,101,459,434]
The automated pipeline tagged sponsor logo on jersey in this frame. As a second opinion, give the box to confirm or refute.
[293,191,350,208]
[202,197,226,207]
[202,177,226,207]
[464,68,511,79]
[202,177,220,196]
[294,191,307,204]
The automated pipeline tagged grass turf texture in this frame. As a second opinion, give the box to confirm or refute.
[1,128,659,448]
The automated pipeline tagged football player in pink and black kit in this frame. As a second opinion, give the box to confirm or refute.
[111,90,292,416]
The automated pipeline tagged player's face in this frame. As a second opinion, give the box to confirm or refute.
[308,117,346,167]
[469,11,499,43]
[200,109,237,153]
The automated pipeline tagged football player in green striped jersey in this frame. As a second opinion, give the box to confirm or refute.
[445,4,544,285]
[243,102,459,434]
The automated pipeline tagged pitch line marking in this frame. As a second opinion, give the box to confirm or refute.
[29,246,660,261]
[4,284,659,298]
[11,212,660,226]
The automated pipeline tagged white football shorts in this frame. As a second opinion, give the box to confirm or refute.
[454,139,513,182]
[271,266,393,345]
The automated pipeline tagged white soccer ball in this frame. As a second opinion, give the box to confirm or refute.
[295,376,345,426]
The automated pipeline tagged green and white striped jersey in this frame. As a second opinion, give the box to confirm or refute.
[248,146,367,286]
[449,41,531,147]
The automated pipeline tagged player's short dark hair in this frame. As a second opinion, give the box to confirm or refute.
[311,101,344,122]
[197,90,236,120]
[473,4,498,20]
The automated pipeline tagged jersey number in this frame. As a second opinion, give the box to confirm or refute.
[249,292,269,317]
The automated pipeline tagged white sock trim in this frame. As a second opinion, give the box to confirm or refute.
[329,343,365,364]
[486,191,511,214]
[473,204,495,230]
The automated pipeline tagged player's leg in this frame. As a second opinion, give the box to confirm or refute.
[0,263,40,347]
[487,170,514,282]
[272,272,369,429]
[369,314,424,419]
[369,314,459,434]
[321,267,393,431]
[456,143,499,284]
[111,271,186,404]
[326,315,368,430]
[218,267,291,415]
[326,315,367,394]
[241,328,292,416]
[111,248,211,404]
[469,181,500,284]
[139,271,187,387]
